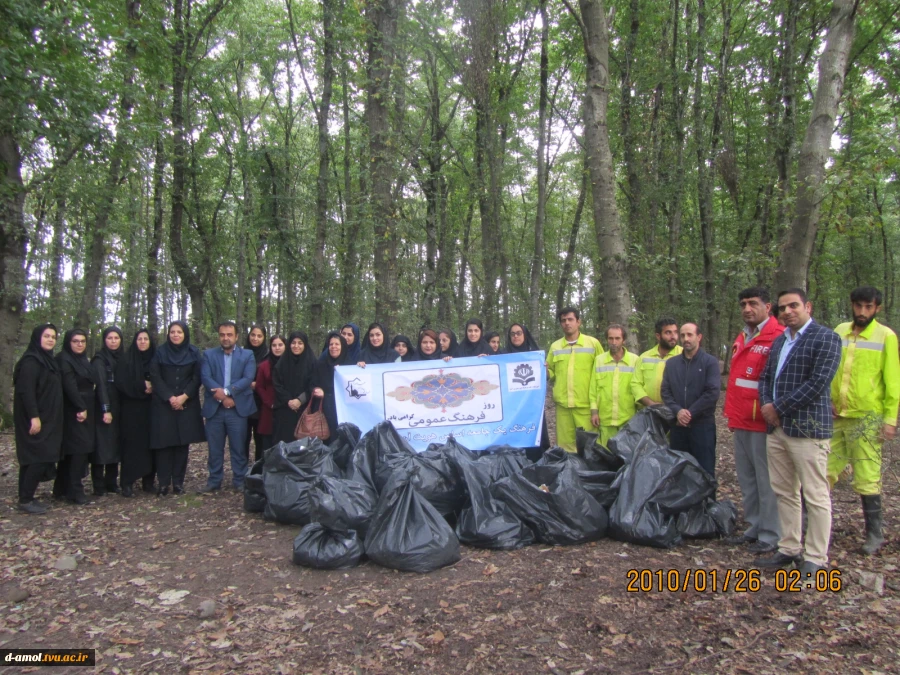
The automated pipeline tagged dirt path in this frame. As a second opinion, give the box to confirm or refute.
[1,408,898,674]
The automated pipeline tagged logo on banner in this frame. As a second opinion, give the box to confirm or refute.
[386,370,498,413]
[506,361,541,391]
[345,377,369,400]
[512,363,535,386]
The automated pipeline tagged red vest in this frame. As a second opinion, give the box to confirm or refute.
[724,318,785,432]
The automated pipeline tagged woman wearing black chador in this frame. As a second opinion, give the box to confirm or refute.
[13,324,63,514]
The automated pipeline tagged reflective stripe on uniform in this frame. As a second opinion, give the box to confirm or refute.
[735,378,759,390]
[595,365,635,373]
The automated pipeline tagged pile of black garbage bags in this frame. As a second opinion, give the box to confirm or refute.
[244,406,736,573]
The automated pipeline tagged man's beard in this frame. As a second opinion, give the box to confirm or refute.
[853,314,875,328]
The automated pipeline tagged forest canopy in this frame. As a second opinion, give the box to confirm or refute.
[1,0,898,418]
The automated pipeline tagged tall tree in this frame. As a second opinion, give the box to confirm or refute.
[772,0,857,291]
[365,0,402,330]
[565,0,635,332]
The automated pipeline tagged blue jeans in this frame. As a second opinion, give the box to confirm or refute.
[205,407,249,488]
[670,422,717,477]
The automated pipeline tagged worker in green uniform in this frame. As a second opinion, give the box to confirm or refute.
[590,324,639,446]
[827,287,899,555]
[546,307,603,452]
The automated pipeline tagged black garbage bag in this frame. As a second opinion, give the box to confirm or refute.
[491,460,608,546]
[330,423,361,473]
[448,445,535,550]
[676,499,738,539]
[308,475,378,535]
[537,447,621,508]
[345,421,417,491]
[244,459,267,513]
[608,431,716,548]
[607,406,674,465]
[263,439,342,525]
[292,523,363,570]
[576,429,624,471]
[365,476,461,573]
[375,447,465,517]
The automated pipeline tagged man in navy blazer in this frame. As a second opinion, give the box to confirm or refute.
[199,321,258,492]
[754,289,841,576]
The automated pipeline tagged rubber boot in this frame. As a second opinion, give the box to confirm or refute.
[861,494,885,555]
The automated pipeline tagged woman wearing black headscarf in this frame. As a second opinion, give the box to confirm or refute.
[316,332,348,438]
[53,329,99,505]
[356,322,399,366]
[502,322,548,460]
[390,335,416,362]
[117,329,157,496]
[457,319,491,357]
[438,329,460,358]
[90,326,124,496]
[484,331,502,354]
[149,321,205,496]
[272,331,315,443]
[503,323,541,353]
[243,324,268,461]
[413,329,444,362]
[254,335,285,457]
[13,324,63,514]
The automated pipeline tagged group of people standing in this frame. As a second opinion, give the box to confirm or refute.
[546,286,897,575]
[12,317,544,512]
[14,289,895,576]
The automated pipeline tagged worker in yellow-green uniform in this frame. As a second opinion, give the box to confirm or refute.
[546,307,603,452]
[590,324,639,446]
[631,317,682,407]
[827,287,899,555]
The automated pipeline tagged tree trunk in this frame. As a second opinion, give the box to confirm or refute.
[75,0,140,332]
[307,0,336,347]
[772,0,856,291]
[147,96,166,337]
[0,133,27,418]
[556,159,588,312]
[49,189,67,319]
[365,0,401,331]
[339,63,357,322]
[529,0,550,344]
[570,0,634,332]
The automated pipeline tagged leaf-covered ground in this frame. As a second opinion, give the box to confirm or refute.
[1,407,898,675]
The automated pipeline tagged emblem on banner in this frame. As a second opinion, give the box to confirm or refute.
[512,363,535,386]
[345,378,369,400]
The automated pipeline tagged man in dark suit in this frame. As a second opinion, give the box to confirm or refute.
[754,289,842,576]
[199,321,257,493]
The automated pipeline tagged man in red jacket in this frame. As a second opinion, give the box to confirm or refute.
[723,287,785,554]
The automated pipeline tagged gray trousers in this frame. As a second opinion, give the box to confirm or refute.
[733,429,780,546]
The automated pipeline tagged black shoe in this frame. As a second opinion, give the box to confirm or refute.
[107,485,121,495]
[157,487,169,497]
[121,485,134,498]
[799,560,827,577]
[753,551,802,569]
[173,486,185,495]
[196,485,221,495]
[18,500,48,515]
[748,540,777,554]
[142,481,156,493]
[68,493,90,506]
[93,487,106,497]
[723,534,756,546]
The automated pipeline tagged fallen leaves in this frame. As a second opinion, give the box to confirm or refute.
[157,589,190,605]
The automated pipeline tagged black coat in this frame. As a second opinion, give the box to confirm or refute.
[661,349,721,425]
[148,360,206,449]
[14,358,63,465]
[91,357,120,464]
[116,359,154,483]
[59,354,97,456]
